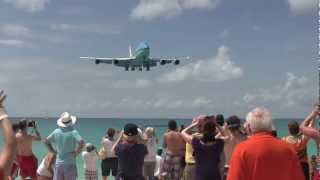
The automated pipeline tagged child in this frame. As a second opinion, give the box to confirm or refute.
[37,152,56,180]
[82,143,98,180]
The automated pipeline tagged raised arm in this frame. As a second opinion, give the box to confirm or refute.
[0,91,17,175]
[181,119,199,144]
[31,123,41,141]
[300,105,320,139]
[111,131,123,154]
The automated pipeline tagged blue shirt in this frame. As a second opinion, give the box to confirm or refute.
[47,126,83,165]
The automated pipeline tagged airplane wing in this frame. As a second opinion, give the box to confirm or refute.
[80,57,134,65]
[149,56,189,65]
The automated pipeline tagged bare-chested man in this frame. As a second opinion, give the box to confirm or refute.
[16,119,41,180]
[222,116,247,180]
[160,120,185,180]
[300,104,320,179]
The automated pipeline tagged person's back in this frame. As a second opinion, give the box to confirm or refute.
[16,132,34,156]
[227,107,304,180]
[83,151,97,171]
[224,131,246,165]
[115,143,148,179]
[82,144,98,180]
[228,133,303,180]
[102,138,116,158]
[101,128,118,180]
[192,138,224,180]
[49,127,82,165]
[45,112,84,180]
[164,131,185,155]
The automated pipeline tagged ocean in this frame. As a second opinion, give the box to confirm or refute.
[7,117,318,180]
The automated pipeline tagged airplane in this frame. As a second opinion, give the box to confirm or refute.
[80,42,188,71]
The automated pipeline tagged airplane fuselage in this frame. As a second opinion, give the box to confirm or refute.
[130,42,150,66]
[81,41,181,71]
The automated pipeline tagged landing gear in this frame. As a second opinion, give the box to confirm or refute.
[146,65,150,71]
[139,67,143,71]
[125,66,129,71]
[131,67,135,71]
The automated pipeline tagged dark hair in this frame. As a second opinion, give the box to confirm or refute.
[157,148,163,156]
[107,128,116,138]
[86,145,96,152]
[168,120,178,131]
[179,124,185,132]
[19,119,28,131]
[288,121,299,135]
[201,121,216,143]
[215,114,224,126]
[227,116,241,131]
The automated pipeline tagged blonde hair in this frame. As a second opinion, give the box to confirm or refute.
[246,107,273,133]
[145,127,155,137]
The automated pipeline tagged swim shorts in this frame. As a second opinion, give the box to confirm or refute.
[160,153,183,180]
[17,154,38,178]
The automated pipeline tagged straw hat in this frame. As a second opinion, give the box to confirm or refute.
[57,112,77,128]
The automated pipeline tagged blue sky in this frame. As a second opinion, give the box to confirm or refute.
[0,0,317,118]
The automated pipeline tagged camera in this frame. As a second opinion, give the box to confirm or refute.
[12,119,36,131]
[27,120,36,127]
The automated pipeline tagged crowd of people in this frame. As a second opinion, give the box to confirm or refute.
[0,90,320,180]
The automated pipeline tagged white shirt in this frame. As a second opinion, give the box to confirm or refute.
[144,137,157,162]
[82,151,98,171]
[37,158,54,177]
[154,155,163,177]
[102,138,116,158]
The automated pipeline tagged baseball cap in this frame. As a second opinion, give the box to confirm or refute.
[124,123,138,136]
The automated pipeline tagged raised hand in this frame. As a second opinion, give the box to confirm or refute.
[0,90,6,108]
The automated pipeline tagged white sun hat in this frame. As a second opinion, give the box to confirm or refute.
[57,112,77,128]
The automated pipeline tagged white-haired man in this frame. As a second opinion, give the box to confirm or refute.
[227,107,304,180]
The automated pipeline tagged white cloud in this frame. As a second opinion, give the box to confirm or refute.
[50,24,121,34]
[131,0,220,20]
[113,95,213,110]
[0,39,25,47]
[0,24,32,37]
[112,79,152,88]
[241,72,309,107]
[159,46,243,83]
[287,0,317,15]
[4,0,49,12]
[136,79,152,88]
[191,97,212,107]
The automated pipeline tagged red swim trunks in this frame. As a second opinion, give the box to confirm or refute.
[313,170,320,180]
[17,155,38,178]
[10,161,19,178]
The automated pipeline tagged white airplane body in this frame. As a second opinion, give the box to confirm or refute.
[81,42,187,71]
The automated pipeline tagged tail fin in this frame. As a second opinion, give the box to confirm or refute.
[129,45,132,57]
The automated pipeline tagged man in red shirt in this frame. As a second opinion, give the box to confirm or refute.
[227,107,304,180]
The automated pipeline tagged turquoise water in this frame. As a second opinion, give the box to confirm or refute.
[7,118,318,180]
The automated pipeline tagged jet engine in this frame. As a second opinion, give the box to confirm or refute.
[95,60,100,65]
[160,60,166,65]
[114,60,119,65]
[174,60,180,65]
